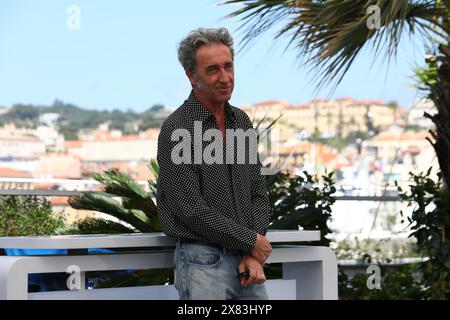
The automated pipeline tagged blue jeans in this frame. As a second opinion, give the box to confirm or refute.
[173,240,268,300]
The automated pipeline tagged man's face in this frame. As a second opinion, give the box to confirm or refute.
[187,42,234,105]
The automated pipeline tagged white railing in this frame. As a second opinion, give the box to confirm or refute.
[0,231,338,300]
[0,177,402,200]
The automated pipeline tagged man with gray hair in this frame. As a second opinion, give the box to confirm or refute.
[156,27,272,300]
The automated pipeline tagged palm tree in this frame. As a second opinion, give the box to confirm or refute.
[67,160,170,288]
[223,0,450,184]
[222,0,450,298]
[68,159,160,234]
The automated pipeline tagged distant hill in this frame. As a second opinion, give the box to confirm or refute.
[0,100,166,140]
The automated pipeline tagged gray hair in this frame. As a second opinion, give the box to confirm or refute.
[178,27,234,74]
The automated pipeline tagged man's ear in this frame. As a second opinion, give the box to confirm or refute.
[186,69,195,88]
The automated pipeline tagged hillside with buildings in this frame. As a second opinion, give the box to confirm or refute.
[0,100,169,140]
[0,98,438,237]
[0,97,437,231]
[0,97,435,183]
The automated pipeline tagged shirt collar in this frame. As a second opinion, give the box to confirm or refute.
[186,90,236,122]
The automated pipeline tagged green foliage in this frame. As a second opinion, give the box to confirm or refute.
[339,263,426,300]
[67,163,163,288]
[312,136,351,151]
[68,161,160,234]
[149,104,165,113]
[415,60,439,89]
[351,130,371,141]
[139,112,158,131]
[0,100,166,140]
[0,104,40,127]
[0,196,65,236]
[224,0,447,89]
[397,168,450,299]
[75,217,136,234]
[267,170,336,247]
[263,170,335,282]
[58,124,79,141]
[147,158,159,197]
[405,124,429,132]
[69,192,152,233]
[414,45,450,183]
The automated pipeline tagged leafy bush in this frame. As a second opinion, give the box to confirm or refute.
[397,168,450,299]
[264,170,335,280]
[68,162,160,234]
[0,196,65,237]
[267,170,335,246]
[339,263,426,300]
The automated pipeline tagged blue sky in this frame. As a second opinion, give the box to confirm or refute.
[0,0,426,112]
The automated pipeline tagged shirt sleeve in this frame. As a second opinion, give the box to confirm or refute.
[249,158,271,236]
[243,114,271,236]
[157,122,257,255]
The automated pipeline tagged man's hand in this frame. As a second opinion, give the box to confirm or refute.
[238,255,266,287]
[251,234,272,265]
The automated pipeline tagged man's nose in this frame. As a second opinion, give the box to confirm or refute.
[218,68,232,82]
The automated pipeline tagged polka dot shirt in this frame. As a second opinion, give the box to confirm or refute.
[156,91,271,255]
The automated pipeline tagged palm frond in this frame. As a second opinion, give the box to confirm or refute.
[75,217,136,234]
[121,197,156,215]
[91,168,158,223]
[149,158,159,178]
[91,168,147,199]
[123,199,161,231]
[147,159,159,197]
[253,113,283,145]
[223,0,448,90]
[68,192,153,232]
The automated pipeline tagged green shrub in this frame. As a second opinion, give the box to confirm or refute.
[267,170,335,246]
[0,196,65,236]
[339,263,426,300]
[397,169,450,299]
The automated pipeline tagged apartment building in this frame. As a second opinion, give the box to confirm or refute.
[64,127,158,180]
[242,97,405,138]
[0,133,46,159]
[361,126,437,186]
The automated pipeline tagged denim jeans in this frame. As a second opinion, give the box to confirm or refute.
[173,240,269,300]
